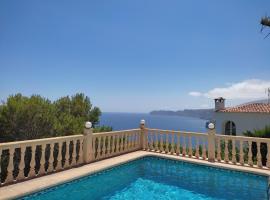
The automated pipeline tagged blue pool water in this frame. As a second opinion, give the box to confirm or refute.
[22,156,269,200]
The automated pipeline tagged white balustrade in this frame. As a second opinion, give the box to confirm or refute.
[1,120,270,187]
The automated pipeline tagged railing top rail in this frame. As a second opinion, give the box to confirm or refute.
[216,134,270,143]
[145,128,207,137]
[92,129,140,136]
[0,134,83,149]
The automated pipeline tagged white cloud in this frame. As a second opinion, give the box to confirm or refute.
[188,91,202,97]
[189,79,270,100]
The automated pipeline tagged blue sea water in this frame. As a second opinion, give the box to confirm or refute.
[99,112,207,132]
[22,157,268,200]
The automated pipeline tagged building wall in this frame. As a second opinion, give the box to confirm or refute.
[214,112,270,135]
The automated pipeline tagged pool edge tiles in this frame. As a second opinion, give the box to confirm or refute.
[1,151,270,200]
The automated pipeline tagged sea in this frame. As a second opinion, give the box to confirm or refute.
[99,112,207,133]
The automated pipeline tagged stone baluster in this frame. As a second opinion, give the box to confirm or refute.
[97,137,101,159]
[122,133,125,151]
[65,141,71,168]
[6,147,15,184]
[171,132,175,154]
[256,141,262,168]
[202,138,206,160]
[136,131,140,148]
[266,142,270,168]
[232,139,236,164]
[224,139,229,163]
[165,133,169,153]
[188,136,192,157]
[56,141,63,171]
[160,133,164,152]
[125,133,129,151]
[135,131,138,148]
[29,145,36,178]
[195,138,199,158]
[71,140,77,166]
[132,132,136,149]
[134,131,138,149]
[182,135,186,156]
[48,143,55,173]
[103,136,106,157]
[138,131,141,148]
[17,146,26,181]
[121,134,125,152]
[217,138,221,161]
[248,141,253,166]
[148,131,152,150]
[155,131,159,152]
[239,140,244,165]
[39,144,46,175]
[111,135,116,153]
[78,139,83,164]
[125,133,130,151]
[118,135,122,152]
[107,135,112,157]
[116,134,120,154]
[176,133,180,156]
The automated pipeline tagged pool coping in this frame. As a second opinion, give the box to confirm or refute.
[1,150,270,200]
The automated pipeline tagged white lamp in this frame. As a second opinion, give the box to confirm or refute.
[208,122,215,130]
[85,121,92,129]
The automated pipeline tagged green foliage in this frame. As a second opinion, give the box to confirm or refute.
[93,126,113,133]
[0,93,110,142]
[243,126,270,138]
[243,126,270,166]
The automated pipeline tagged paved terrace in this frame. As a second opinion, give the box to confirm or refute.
[1,121,270,199]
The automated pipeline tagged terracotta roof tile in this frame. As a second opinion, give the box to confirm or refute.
[219,103,270,113]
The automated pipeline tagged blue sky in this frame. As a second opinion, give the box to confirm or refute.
[0,0,270,112]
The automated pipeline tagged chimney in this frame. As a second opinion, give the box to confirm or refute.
[214,97,225,111]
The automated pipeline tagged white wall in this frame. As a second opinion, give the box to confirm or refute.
[214,112,270,135]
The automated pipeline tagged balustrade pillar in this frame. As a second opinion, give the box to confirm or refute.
[207,124,216,162]
[140,120,146,150]
[83,121,93,163]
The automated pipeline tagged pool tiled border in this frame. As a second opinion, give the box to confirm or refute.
[1,151,270,200]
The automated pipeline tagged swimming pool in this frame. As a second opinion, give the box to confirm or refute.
[21,156,269,200]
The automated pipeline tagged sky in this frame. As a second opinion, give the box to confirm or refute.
[0,0,270,113]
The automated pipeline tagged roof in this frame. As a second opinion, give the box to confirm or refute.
[218,103,270,113]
